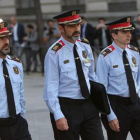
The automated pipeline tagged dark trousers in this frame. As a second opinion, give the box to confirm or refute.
[0,115,32,140]
[26,48,38,72]
[50,98,104,140]
[101,95,140,140]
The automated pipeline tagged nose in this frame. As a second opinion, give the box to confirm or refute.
[4,37,9,44]
[75,24,80,30]
[127,31,132,37]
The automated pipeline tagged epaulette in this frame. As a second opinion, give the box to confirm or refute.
[81,38,90,44]
[51,40,65,53]
[100,45,115,57]
[10,56,21,63]
[129,45,139,52]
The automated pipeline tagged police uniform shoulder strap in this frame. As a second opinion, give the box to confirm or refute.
[9,56,21,63]
[81,38,90,44]
[51,40,65,53]
[129,45,139,52]
[100,45,115,57]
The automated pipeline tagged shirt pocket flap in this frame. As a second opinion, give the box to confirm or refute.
[12,76,22,83]
[110,68,125,77]
[61,65,76,72]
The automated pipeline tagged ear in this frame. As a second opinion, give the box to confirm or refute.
[111,32,117,40]
[58,25,64,33]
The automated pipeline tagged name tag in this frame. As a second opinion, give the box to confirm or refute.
[113,65,118,68]
[63,60,69,64]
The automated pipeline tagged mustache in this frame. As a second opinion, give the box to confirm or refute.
[72,31,80,36]
[2,44,10,49]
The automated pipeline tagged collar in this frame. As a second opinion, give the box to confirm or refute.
[83,22,87,28]
[112,41,127,55]
[0,55,10,66]
[61,36,75,51]
[0,58,3,66]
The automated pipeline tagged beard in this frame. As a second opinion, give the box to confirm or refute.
[0,44,10,55]
[65,31,80,41]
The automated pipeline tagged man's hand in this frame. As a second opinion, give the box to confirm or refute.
[56,117,69,131]
[109,119,120,132]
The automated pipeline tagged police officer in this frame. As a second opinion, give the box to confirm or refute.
[0,19,32,140]
[97,17,140,140]
[43,9,104,140]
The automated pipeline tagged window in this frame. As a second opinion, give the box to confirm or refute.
[107,0,137,12]
[16,0,35,15]
[16,0,34,8]
[61,0,85,13]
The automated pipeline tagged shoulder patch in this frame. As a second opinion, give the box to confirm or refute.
[81,38,90,44]
[51,40,65,53]
[101,45,115,57]
[8,56,21,63]
[128,45,139,52]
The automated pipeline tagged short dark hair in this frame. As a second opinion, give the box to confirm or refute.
[81,16,86,20]
[27,24,34,29]
[98,17,105,21]
[110,30,118,40]
[59,24,65,28]
[47,19,54,23]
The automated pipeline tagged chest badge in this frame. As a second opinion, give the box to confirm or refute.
[132,57,137,67]
[82,51,87,58]
[13,67,19,74]
[64,60,69,64]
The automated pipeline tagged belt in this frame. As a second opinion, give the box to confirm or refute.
[108,94,134,105]
[59,97,89,105]
[0,114,20,126]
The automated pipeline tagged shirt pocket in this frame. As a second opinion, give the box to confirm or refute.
[131,66,138,79]
[0,79,6,99]
[109,67,126,90]
[60,64,77,81]
[0,78,5,92]
[11,76,22,96]
[109,67,125,77]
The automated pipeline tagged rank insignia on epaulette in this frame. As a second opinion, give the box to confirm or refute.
[9,56,21,63]
[51,40,65,53]
[130,45,139,52]
[13,67,19,74]
[81,38,90,44]
[52,44,59,51]
[101,45,115,57]
[101,48,111,57]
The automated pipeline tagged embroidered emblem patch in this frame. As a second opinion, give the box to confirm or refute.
[82,51,87,58]
[13,67,19,74]
[132,57,137,67]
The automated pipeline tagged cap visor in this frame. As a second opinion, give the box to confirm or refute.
[0,32,12,38]
[121,26,135,31]
[60,18,82,25]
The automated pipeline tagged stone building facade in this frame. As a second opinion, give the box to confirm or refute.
[0,0,139,25]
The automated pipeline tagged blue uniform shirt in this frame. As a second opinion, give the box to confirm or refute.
[43,36,98,121]
[0,55,25,118]
[97,42,140,121]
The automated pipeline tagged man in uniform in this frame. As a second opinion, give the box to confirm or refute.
[0,19,32,140]
[97,17,140,140]
[43,9,104,140]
